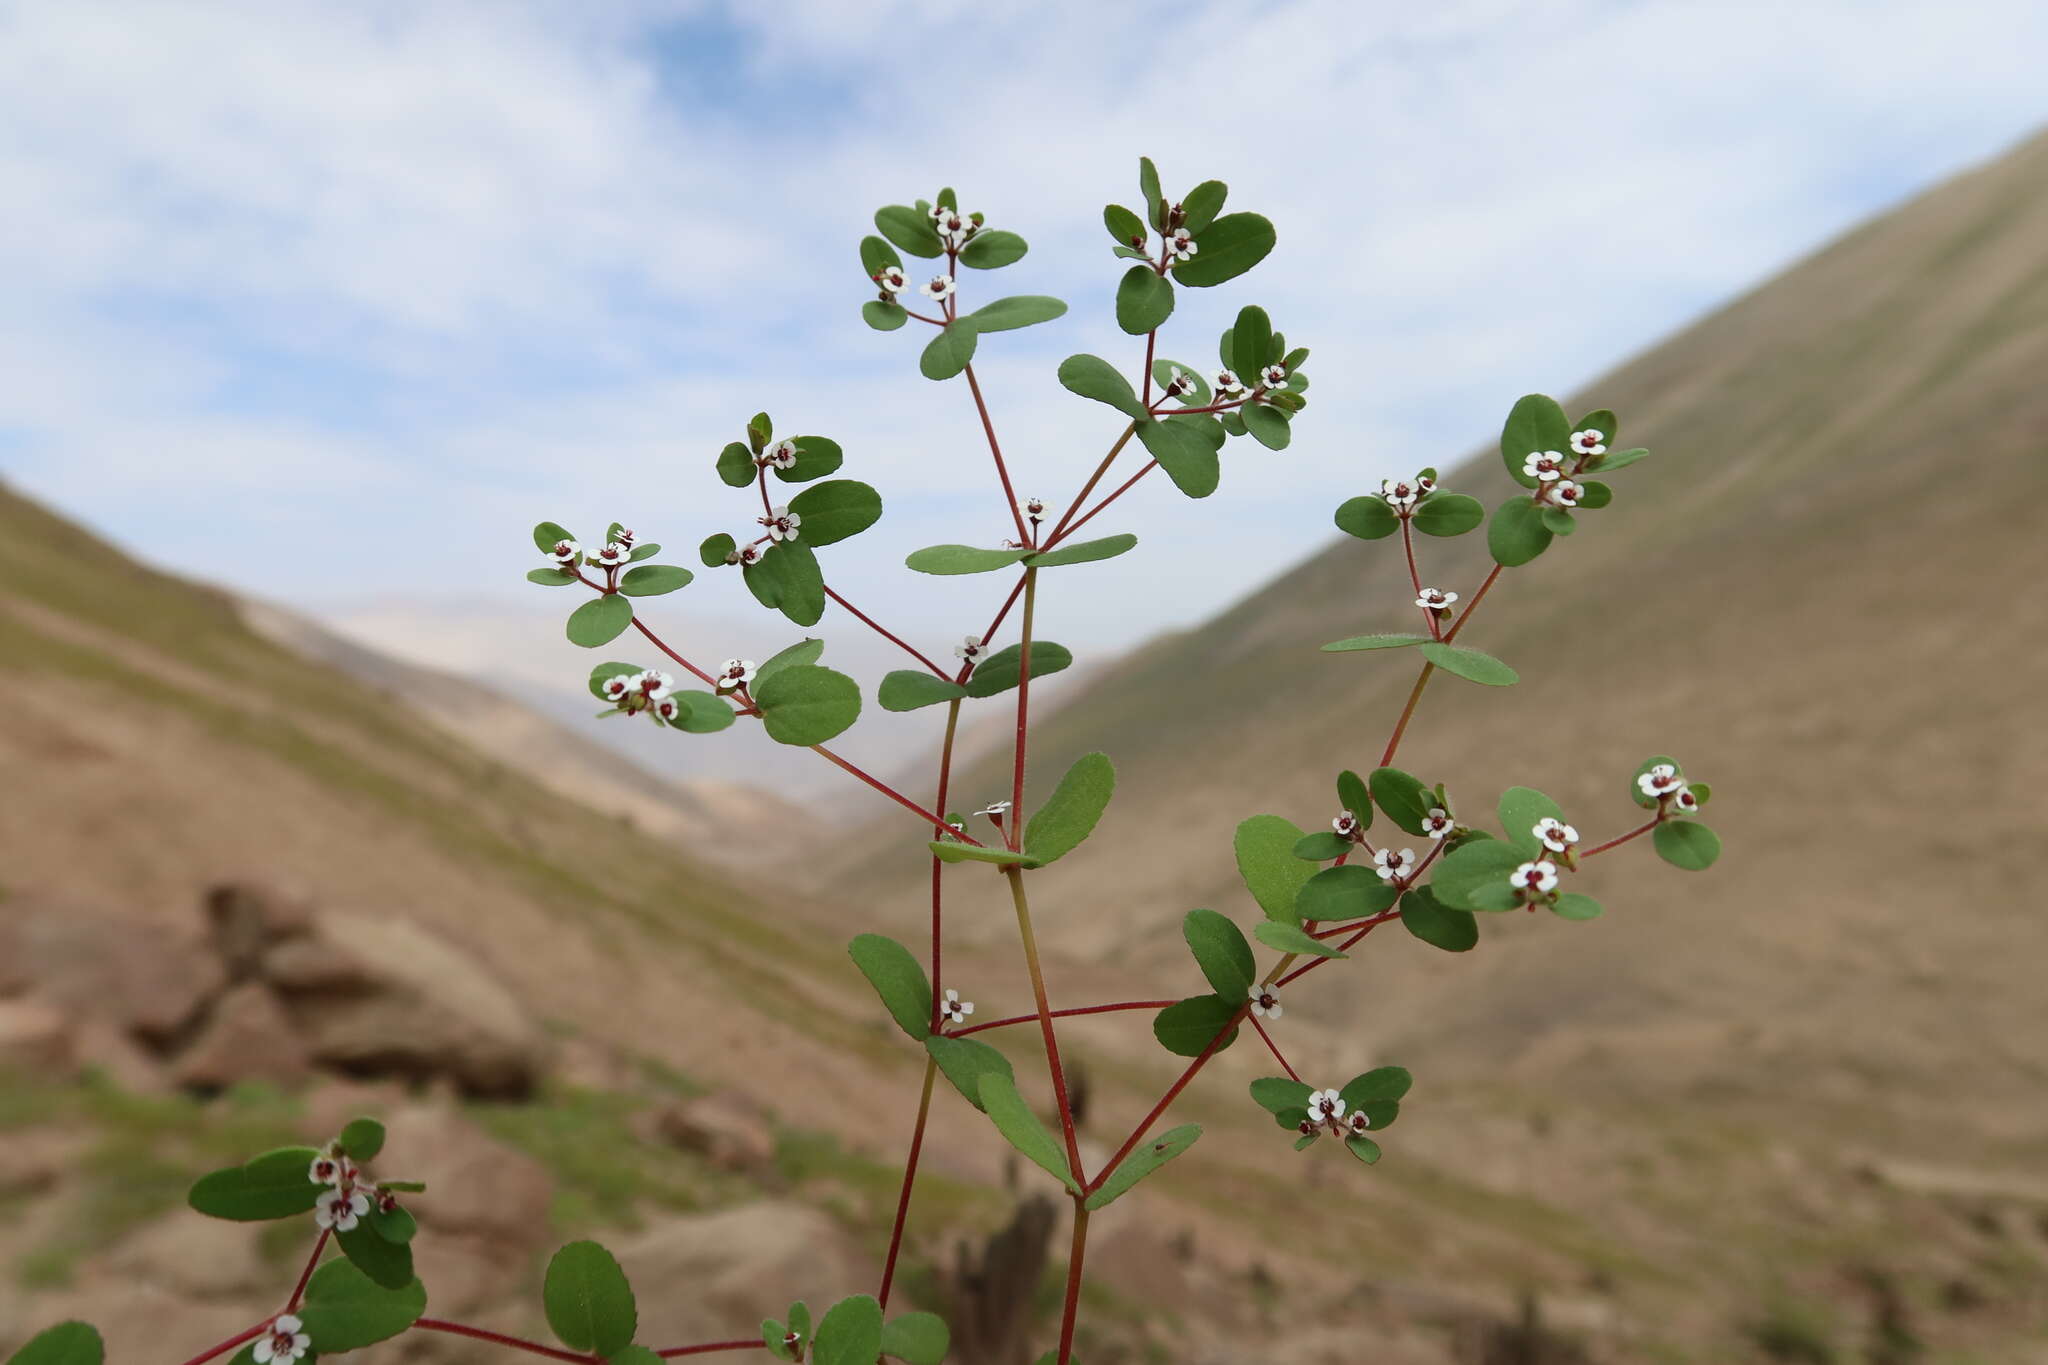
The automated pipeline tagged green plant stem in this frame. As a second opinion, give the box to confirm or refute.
[1003,866,1086,1185]
[929,697,963,1020]
[877,1054,938,1310]
[1378,663,1436,768]
[1054,1201,1091,1365]
[1007,568,1040,837]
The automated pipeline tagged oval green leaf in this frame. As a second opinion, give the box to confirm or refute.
[848,933,932,1041]
[1418,642,1519,687]
[754,663,861,746]
[543,1240,637,1357]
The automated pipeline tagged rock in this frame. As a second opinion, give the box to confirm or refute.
[102,1212,272,1298]
[380,1105,553,1246]
[71,1016,171,1094]
[0,998,73,1075]
[0,1129,82,1198]
[617,1202,876,1347]
[13,900,225,1048]
[0,915,28,996]
[273,911,545,1099]
[204,881,316,979]
[172,983,311,1093]
[642,1092,777,1174]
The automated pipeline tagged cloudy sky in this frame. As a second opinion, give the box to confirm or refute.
[4,0,2044,793]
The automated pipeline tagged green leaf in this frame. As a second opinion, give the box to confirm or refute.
[566,595,633,648]
[367,1203,417,1245]
[337,1117,384,1161]
[1136,417,1221,498]
[813,1296,885,1365]
[699,533,735,567]
[1023,752,1114,866]
[848,934,932,1041]
[1497,787,1564,855]
[527,568,576,587]
[875,205,943,258]
[787,479,883,547]
[963,641,1072,698]
[1573,408,1618,445]
[532,521,575,553]
[1429,840,1528,912]
[619,564,692,597]
[1341,1067,1412,1114]
[878,671,968,712]
[543,1241,637,1357]
[863,300,908,331]
[669,691,736,733]
[1182,908,1255,1000]
[906,543,1028,575]
[968,295,1067,332]
[959,230,1027,268]
[1025,533,1137,568]
[1344,1135,1383,1165]
[1553,892,1604,920]
[717,441,756,488]
[755,639,824,683]
[1085,1123,1201,1210]
[1182,179,1227,233]
[5,1324,102,1365]
[1297,865,1399,922]
[1576,479,1613,509]
[920,324,979,381]
[925,1035,1014,1113]
[880,1311,950,1365]
[1541,507,1577,536]
[1412,492,1485,537]
[1589,447,1649,473]
[1173,212,1276,286]
[1242,402,1291,450]
[773,435,844,483]
[1137,156,1164,227]
[859,234,902,278]
[1103,203,1146,245]
[1250,1077,1313,1114]
[1487,496,1554,567]
[1153,994,1241,1057]
[1653,821,1721,870]
[1232,307,1272,382]
[297,1259,426,1352]
[774,541,829,626]
[1254,921,1347,959]
[753,664,860,746]
[627,541,661,562]
[1418,642,1518,687]
[1058,354,1150,420]
[1338,770,1372,823]
[927,840,1030,867]
[188,1146,324,1221]
[1234,815,1315,923]
[1400,886,1478,952]
[611,1349,664,1365]
[336,1221,414,1289]
[1322,632,1429,653]
[748,411,773,450]
[1116,265,1174,334]
[1334,495,1399,540]
[1368,767,1432,836]
[1152,358,1210,404]
[1293,831,1351,861]
[977,1072,1077,1193]
[1500,394,1570,489]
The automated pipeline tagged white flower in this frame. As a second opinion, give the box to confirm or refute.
[630,670,674,702]
[548,539,580,569]
[976,800,1012,817]
[1372,847,1416,882]
[1513,860,1560,895]
[1522,451,1565,482]
[591,541,632,569]
[1552,480,1584,507]
[933,210,972,248]
[1671,786,1700,814]
[1213,369,1245,396]
[1534,817,1579,853]
[1416,587,1458,611]
[765,439,800,469]
[613,528,636,547]
[1420,807,1454,840]
[1637,764,1684,799]
[1164,366,1193,397]
[955,636,987,663]
[1570,428,1607,457]
[654,697,683,724]
[308,1153,343,1187]
[716,658,756,690]
[1247,983,1283,1020]
[599,675,633,703]
[252,1315,311,1365]
[1021,496,1046,525]
[941,989,974,1025]
[1260,363,1288,389]
[315,1187,370,1232]
[738,542,765,567]
[1165,227,1197,262]
[760,507,801,542]
[1380,478,1420,508]
[1332,810,1358,838]
[874,266,908,294]
[919,274,956,301]
[1416,473,1437,494]
[1306,1088,1346,1124]
[1347,1111,1373,1136]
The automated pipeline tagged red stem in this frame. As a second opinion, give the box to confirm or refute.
[283,1228,329,1312]
[877,1056,938,1310]
[825,585,949,677]
[1442,563,1503,643]
[963,363,1032,543]
[653,1346,760,1360]
[1048,460,1157,547]
[1582,816,1659,858]
[629,618,721,688]
[1090,1007,1246,1191]
[949,998,1179,1039]
[414,1320,595,1364]
[174,1326,265,1365]
[1378,663,1436,769]
[1054,1202,1091,1365]
[1400,518,1441,640]
[1250,1016,1299,1081]
[811,742,978,839]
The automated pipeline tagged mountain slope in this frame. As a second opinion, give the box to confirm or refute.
[836,130,2048,1355]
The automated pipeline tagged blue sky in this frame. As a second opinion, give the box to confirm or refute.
[3,0,2045,792]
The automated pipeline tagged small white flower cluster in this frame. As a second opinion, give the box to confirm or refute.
[763,439,800,471]
[1379,475,1429,509]
[931,203,980,252]
[940,988,974,1026]
[1372,847,1416,883]
[1637,763,1700,814]
[308,1143,393,1232]
[1164,226,1197,263]
[548,538,580,571]
[1416,586,1458,612]
[1214,369,1246,397]
[873,266,909,295]
[716,658,756,692]
[253,1315,311,1365]
[1534,816,1579,855]
[590,542,632,571]
[1523,428,1606,510]
[1258,363,1288,392]
[1247,983,1283,1020]
[1299,1087,1374,1141]
[1021,496,1046,527]
[955,636,988,664]
[1331,809,1359,839]
[1513,860,1560,897]
[1419,806,1454,840]
[919,274,955,302]
[1163,367,1196,399]
[975,799,1011,820]
[758,506,801,543]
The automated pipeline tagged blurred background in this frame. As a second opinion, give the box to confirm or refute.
[3,2,2046,1362]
